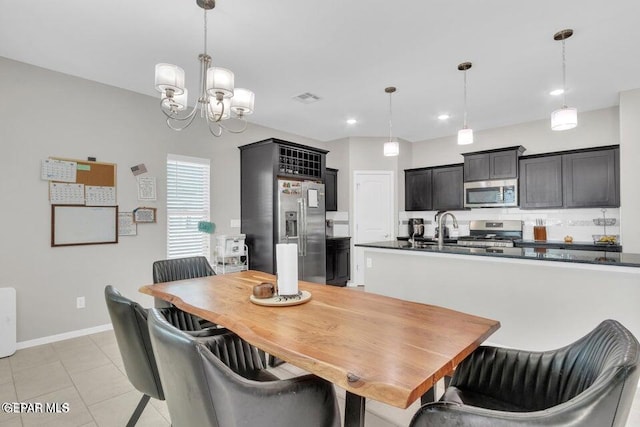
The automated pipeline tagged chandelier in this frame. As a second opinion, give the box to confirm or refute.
[154,0,255,137]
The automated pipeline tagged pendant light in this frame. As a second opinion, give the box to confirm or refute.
[551,29,577,131]
[383,86,400,157]
[457,62,473,145]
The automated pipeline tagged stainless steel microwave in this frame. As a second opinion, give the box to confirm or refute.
[464,178,518,208]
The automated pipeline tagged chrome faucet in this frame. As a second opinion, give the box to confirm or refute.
[437,211,459,249]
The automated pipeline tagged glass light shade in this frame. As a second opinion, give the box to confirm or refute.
[161,89,188,111]
[383,141,400,157]
[231,88,255,115]
[206,67,234,98]
[155,63,185,94]
[551,106,578,131]
[457,128,474,145]
[208,97,231,121]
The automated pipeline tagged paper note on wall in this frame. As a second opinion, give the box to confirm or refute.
[49,182,85,205]
[86,186,117,206]
[137,176,157,200]
[41,159,77,182]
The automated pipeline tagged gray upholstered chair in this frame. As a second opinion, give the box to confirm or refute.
[104,285,230,425]
[104,285,165,426]
[147,308,341,427]
[410,319,639,427]
[152,256,220,333]
[152,255,216,283]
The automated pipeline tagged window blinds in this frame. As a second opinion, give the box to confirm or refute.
[166,154,211,260]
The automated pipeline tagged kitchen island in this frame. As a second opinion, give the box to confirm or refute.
[356,240,640,352]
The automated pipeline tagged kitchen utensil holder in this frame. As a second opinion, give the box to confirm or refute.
[533,226,547,241]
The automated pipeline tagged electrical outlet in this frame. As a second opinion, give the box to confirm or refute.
[230,219,241,228]
[366,258,372,268]
[76,297,85,309]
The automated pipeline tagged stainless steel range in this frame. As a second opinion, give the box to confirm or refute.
[457,220,523,248]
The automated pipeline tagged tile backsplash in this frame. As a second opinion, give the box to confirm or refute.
[399,208,621,244]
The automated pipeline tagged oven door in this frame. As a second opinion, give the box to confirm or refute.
[464,179,518,208]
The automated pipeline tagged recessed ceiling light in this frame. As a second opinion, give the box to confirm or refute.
[437,114,450,121]
[346,118,357,125]
[549,89,564,96]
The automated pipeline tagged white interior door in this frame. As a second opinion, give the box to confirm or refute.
[353,171,394,285]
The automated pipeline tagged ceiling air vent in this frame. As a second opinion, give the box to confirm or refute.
[292,92,322,104]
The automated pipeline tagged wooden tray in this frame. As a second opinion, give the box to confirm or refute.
[250,290,311,307]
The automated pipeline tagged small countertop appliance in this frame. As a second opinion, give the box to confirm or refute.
[408,218,425,237]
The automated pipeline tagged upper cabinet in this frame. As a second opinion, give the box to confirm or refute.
[432,165,464,211]
[563,148,619,208]
[520,146,619,209]
[519,155,563,209]
[405,168,432,211]
[325,168,338,211]
[463,146,526,182]
[405,164,464,211]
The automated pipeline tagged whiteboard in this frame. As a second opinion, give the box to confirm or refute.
[52,205,118,246]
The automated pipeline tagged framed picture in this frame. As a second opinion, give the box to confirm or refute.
[133,207,157,223]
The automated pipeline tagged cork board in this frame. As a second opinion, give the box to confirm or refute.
[51,157,116,187]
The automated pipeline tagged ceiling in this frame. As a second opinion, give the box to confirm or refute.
[2,0,639,143]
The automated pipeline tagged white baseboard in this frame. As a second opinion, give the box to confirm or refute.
[16,324,113,350]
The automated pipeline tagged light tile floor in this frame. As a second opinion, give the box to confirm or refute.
[0,330,638,426]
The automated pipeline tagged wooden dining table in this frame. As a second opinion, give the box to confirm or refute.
[140,270,500,427]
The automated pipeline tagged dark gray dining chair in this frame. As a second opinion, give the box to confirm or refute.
[104,285,165,426]
[147,307,341,427]
[104,285,230,425]
[410,319,639,426]
[152,256,220,332]
[152,255,216,283]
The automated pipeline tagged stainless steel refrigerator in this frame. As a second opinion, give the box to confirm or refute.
[277,179,326,283]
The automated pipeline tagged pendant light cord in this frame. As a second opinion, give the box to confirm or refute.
[388,91,393,141]
[561,38,567,108]
[463,69,468,128]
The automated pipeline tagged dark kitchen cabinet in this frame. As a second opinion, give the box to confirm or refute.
[463,146,525,182]
[432,165,464,210]
[519,146,619,210]
[405,168,433,211]
[239,138,328,275]
[326,237,350,286]
[325,168,338,211]
[519,155,563,209]
[563,148,619,208]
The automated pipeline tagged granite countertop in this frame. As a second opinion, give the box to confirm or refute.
[514,239,622,252]
[357,240,640,268]
[326,236,351,240]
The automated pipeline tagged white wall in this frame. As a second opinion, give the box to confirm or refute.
[619,89,640,253]
[0,58,324,342]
